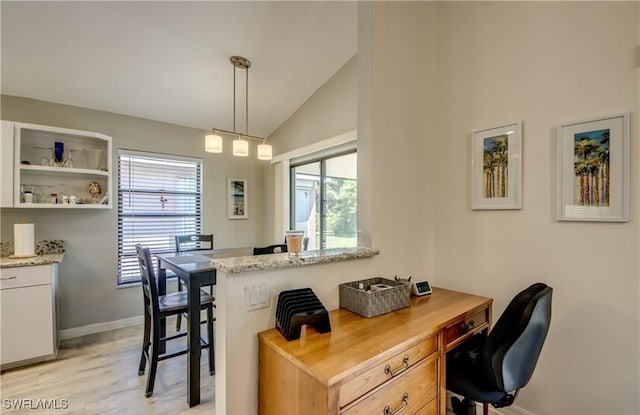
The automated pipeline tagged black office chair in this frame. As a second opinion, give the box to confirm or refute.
[447,283,552,415]
[174,234,215,331]
[253,244,288,255]
[135,244,215,398]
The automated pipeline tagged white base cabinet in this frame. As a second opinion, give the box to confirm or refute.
[0,264,59,368]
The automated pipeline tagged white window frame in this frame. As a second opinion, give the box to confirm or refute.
[271,130,357,243]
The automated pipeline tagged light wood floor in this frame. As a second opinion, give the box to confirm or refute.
[2,322,459,415]
[0,318,215,414]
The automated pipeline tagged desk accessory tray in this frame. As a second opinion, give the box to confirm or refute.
[275,288,331,341]
[339,277,410,318]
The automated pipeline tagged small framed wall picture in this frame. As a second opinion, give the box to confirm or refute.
[556,113,629,222]
[227,177,248,219]
[471,121,522,210]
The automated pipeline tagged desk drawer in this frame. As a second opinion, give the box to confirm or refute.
[341,358,437,415]
[0,265,51,290]
[339,336,438,408]
[445,308,489,348]
[414,398,437,415]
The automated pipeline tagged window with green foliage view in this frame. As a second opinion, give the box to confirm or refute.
[290,151,357,249]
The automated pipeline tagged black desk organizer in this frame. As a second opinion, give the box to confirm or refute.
[275,288,331,341]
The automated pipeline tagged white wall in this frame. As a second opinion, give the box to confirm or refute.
[0,95,268,330]
[360,1,438,281]
[261,3,639,414]
[433,2,639,415]
[268,55,358,155]
[265,55,359,243]
[637,2,640,403]
[269,2,439,279]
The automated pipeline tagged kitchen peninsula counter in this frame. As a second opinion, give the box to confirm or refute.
[213,246,381,415]
[211,247,379,274]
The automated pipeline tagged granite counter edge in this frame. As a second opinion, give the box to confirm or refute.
[212,248,379,275]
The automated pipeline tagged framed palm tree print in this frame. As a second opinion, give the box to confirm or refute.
[471,122,522,210]
[556,113,629,222]
[227,178,248,219]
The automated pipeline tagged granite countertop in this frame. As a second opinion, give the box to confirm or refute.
[212,247,379,274]
[0,253,65,268]
[0,240,66,268]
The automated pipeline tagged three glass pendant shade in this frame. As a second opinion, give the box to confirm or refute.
[205,55,272,160]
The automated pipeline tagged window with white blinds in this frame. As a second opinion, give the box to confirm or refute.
[117,150,202,286]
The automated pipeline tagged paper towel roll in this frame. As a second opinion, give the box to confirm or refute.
[14,223,35,257]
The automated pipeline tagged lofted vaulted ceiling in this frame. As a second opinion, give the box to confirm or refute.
[1,1,358,138]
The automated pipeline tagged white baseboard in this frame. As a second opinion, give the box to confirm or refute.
[59,315,144,340]
[492,405,536,415]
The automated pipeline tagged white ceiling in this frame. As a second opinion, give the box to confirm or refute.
[1,1,357,138]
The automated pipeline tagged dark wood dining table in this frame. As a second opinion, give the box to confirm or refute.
[155,247,252,407]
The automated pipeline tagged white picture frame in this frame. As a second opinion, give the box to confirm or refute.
[471,121,522,210]
[227,177,248,219]
[556,113,629,222]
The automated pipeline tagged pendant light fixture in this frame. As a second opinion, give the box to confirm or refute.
[205,131,223,153]
[205,56,272,160]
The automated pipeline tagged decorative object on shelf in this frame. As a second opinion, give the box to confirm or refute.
[88,181,102,199]
[34,145,52,166]
[471,121,522,210]
[556,113,629,222]
[65,148,81,168]
[204,55,273,161]
[227,177,248,219]
[86,148,104,170]
[53,141,64,164]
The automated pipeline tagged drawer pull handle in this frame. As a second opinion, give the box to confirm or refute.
[0,276,17,280]
[383,392,409,415]
[384,355,409,377]
[463,319,475,331]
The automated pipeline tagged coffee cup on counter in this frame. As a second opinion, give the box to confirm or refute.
[285,230,305,256]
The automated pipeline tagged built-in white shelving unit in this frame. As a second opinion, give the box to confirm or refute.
[12,122,112,209]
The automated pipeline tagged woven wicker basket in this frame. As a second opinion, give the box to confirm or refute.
[339,277,410,318]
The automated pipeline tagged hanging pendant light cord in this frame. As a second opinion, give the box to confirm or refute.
[233,63,237,133]
[245,63,249,136]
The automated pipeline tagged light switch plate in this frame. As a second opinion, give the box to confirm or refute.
[244,283,269,312]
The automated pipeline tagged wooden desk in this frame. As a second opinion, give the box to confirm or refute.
[156,247,251,407]
[257,287,492,415]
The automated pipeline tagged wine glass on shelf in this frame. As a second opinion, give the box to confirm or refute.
[65,148,82,168]
[85,148,105,170]
[34,146,52,166]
